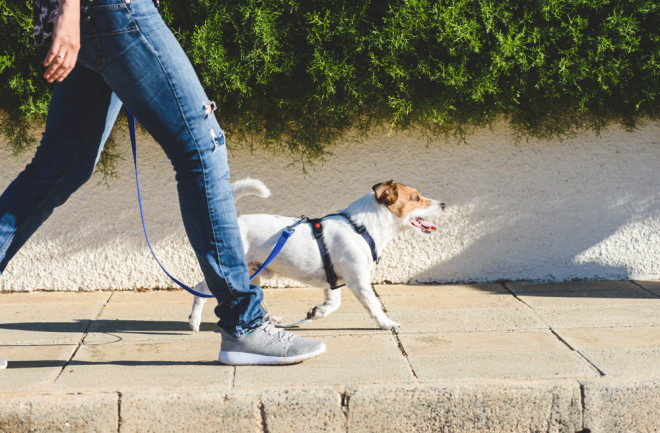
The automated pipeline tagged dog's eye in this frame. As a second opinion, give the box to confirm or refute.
[415,196,420,202]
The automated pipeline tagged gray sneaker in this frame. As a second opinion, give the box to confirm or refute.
[218,318,326,365]
[0,358,7,369]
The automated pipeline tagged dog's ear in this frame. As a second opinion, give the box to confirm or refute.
[372,180,398,205]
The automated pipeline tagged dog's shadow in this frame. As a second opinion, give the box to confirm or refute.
[0,319,213,335]
[0,320,380,335]
[6,359,220,369]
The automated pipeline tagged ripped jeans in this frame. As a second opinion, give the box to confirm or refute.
[0,0,264,336]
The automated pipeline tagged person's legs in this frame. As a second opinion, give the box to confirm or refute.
[76,0,264,335]
[0,64,121,274]
[89,0,324,363]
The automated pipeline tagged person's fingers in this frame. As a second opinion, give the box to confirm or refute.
[43,41,62,67]
[47,63,76,83]
[53,61,75,82]
[44,52,68,82]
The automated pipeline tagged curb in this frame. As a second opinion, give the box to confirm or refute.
[2,379,658,432]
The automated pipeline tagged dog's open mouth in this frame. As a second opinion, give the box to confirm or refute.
[411,217,437,233]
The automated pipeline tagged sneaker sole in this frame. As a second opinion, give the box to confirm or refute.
[218,343,326,366]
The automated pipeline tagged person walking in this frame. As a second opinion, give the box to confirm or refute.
[0,0,325,367]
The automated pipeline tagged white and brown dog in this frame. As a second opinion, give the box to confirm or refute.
[188,179,444,331]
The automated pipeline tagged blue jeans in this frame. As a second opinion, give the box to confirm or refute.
[0,0,263,336]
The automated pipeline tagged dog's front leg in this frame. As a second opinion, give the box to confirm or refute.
[346,278,400,330]
[188,281,211,332]
[307,288,341,319]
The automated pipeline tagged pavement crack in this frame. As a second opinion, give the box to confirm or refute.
[372,285,420,383]
[550,329,605,376]
[117,391,123,433]
[579,382,587,432]
[340,390,350,415]
[501,282,606,377]
[53,291,114,384]
[259,401,269,433]
[392,329,420,383]
[340,389,351,432]
[630,280,660,298]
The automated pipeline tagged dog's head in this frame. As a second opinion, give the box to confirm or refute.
[372,180,445,235]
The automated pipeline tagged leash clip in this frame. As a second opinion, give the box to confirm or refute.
[284,215,307,234]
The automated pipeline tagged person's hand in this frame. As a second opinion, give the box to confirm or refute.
[43,0,81,83]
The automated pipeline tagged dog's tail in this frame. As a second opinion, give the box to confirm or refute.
[232,178,272,201]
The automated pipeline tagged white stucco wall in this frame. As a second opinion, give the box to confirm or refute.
[0,121,658,292]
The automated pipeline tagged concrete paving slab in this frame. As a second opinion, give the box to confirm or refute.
[375,283,509,296]
[560,327,660,350]
[54,340,230,391]
[291,313,386,335]
[346,382,582,433]
[534,304,660,329]
[84,300,218,344]
[263,287,388,333]
[582,378,660,433]
[507,280,641,294]
[233,334,413,387]
[634,280,660,296]
[0,291,110,304]
[261,289,386,334]
[558,327,660,376]
[261,388,345,433]
[375,284,547,333]
[0,299,108,345]
[120,390,259,433]
[0,392,119,433]
[579,349,660,377]
[389,305,547,334]
[0,344,75,392]
[380,291,520,310]
[264,287,372,314]
[400,330,597,381]
[519,293,659,308]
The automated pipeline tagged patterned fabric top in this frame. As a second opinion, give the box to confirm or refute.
[32,0,160,46]
[33,0,92,46]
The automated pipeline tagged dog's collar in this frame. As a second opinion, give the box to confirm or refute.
[308,213,379,290]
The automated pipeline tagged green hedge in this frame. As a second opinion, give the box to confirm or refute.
[1,0,658,171]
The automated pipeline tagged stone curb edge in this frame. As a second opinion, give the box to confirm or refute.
[1,379,658,433]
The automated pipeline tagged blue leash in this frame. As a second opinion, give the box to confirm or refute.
[127,110,297,298]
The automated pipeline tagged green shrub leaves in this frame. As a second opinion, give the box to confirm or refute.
[1,0,657,173]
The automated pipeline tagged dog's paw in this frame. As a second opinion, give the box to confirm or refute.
[379,319,401,330]
[306,305,329,320]
[188,315,201,333]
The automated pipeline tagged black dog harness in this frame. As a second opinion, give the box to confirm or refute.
[307,213,379,290]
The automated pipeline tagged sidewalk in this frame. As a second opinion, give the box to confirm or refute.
[1,280,659,433]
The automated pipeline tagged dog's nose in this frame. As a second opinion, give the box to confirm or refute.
[440,203,446,211]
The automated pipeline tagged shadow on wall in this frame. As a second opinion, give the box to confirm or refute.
[407,140,660,284]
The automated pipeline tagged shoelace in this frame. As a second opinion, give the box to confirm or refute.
[261,314,295,344]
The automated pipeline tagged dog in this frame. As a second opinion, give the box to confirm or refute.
[188,178,444,331]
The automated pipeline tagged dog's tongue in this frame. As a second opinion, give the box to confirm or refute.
[413,217,437,232]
